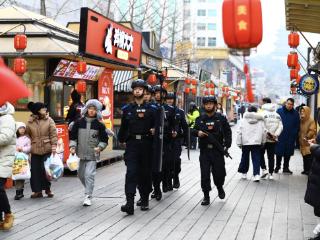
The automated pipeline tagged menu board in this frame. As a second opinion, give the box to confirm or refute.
[53,60,103,80]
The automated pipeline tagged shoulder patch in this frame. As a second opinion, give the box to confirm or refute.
[121,104,130,111]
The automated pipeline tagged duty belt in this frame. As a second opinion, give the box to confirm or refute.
[207,144,214,149]
[130,134,152,140]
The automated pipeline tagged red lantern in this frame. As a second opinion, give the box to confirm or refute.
[290,69,298,79]
[222,0,263,49]
[210,83,215,88]
[287,52,298,68]
[77,61,87,74]
[288,32,300,48]
[14,34,27,51]
[13,57,27,75]
[210,89,215,95]
[204,90,209,95]
[295,64,301,72]
[185,78,191,85]
[185,87,190,94]
[191,88,197,95]
[163,82,168,89]
[147,74,157,85]
[191,79,197,85]
[205,82,210,88]
[244,64,249,74]
[296,75,301,84]
[76,80,87,93]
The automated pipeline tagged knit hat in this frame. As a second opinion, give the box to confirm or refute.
[27,102,46,115]
[16,121,26,130]
[81,99,102,118]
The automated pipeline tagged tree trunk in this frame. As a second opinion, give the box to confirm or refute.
[40,0,46,16]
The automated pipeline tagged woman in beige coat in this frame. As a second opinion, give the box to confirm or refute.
[299,106,317,175]
[26,102,57,198]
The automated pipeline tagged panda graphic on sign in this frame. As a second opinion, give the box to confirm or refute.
[104,24,113,54]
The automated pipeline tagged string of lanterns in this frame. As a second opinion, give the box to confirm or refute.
[287,31,301,96]
[184,77,198,95]
[13,34,27,76]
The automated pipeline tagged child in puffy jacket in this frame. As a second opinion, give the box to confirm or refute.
[14,122,31,200]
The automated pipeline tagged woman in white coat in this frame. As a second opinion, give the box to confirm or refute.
[0,102,15,230]
[237,106,266,182]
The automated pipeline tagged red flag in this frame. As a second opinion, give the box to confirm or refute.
[0,58,31,106]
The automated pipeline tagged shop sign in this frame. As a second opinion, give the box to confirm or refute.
[55,123,70,164]
[79,8,142,67]
[146,56,159,68]
[53,60,102,80]
[299,74,319,95]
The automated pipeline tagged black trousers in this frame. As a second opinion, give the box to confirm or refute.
[125,139,153,196]
[303,154,312,173]
[260,142,276,174]
[30,153,51,193]
[162,140,174,187]
[199,148,226,192]
[172,138,183,177]
[190,135,197,149]
[0,178,11,220]
[314,207,320,217]
[276,155,291,170]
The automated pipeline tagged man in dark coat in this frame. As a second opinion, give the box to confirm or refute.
[275,98,300,174]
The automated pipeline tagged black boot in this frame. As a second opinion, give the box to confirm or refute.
[167,178,173,191]
[140,194,149,211]
[14,189,24,200]
[162,183,168,193]
[154,187,162,201]
[217,186,225,199]
[173,175,180,189]
[201,191,210,206]
[136,198,142,207]
[121,194,134,215]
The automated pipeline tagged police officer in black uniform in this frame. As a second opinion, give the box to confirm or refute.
[118,79,156,215]
[151,85,176,200]
[144,84,154,104]
[165,92,188,188]
[192,96,232,206]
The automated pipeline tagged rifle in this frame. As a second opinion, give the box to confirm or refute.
[202,130,232,159]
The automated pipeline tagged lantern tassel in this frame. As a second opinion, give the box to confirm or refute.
[246,74,254,103]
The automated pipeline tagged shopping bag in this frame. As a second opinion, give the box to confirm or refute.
[66,153,80,171]
[44,154,64,181]
[4,178,13,189]
[12,152,31,180]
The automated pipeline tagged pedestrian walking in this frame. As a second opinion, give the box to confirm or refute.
[0,102,15,230]
[26,102,57,198]
[70,99,108,206]
[66,90,84,125]
[260,102,283,180]
[192,96,232,205]
[14,122,31,200]
[118,80,156,215]
[187,102,200,149]
[299,106,316,175]
[275,98,300,174]
[165,92,188,189]
[305,138,320,240]
[237,106,266,182]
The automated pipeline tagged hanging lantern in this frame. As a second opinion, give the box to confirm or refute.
[76,80,87,94]
[205,82,210,88]
[210,89,215,95]
[296,75,301,84]
[77,61,87,74]
[185,87,190,94]
[185,78,191,85]
[204,90,209,95]
[222,0,263,49]
[191,88,197,95]
[287,52,298,68]
[295,64,301,72]
[147,74,157,85]
[191,79,197,85]
[163,82,168,89]
[244,64,249,74]
[13,57,27,75]
[14,34,27,51]
[290,69,298,79]
[210,83,215,88]
[288,32,300,48]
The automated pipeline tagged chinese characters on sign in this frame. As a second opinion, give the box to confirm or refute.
[104,24,134,55]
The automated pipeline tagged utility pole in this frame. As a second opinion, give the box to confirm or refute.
[40,0,46,16]
[106,0,112,18]
[158,0,167,42]
[170,2,178,63]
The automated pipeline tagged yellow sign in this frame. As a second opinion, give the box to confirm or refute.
[116,50,129,60]
[238,20,247,30]
[237,5,247,15]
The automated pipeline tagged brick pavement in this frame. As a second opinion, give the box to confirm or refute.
[0,126,317,240]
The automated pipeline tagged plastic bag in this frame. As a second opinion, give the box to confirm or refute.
[66,153,80,171]
[12,152,31,180]
[44,154,64,181]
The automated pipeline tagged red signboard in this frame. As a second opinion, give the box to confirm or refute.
[79,8,142,68]
[56,123,70,164]
[98,69,114,130]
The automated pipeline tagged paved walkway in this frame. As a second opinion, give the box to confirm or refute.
[1,126,317,240]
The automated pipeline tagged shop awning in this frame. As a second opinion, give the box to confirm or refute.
[285,0,320,33]
[113,71,134,92]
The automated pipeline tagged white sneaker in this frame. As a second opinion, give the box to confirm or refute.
[269,174,274,180]
[261,170,269,179]
[253,175,260,182]
[83,195,92,206]
[313,223,320,235]
[241,174,247,179]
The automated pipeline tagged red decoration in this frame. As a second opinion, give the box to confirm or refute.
[295,64,301,72]
[185,87,190,94]
[185,78,191,85]
[76,80,87,93]
[222,0,263,49]
[205,82,210,88]
[163,82,168,89]
[244,64,249,74]
[210,83,215,88]
[191,79,197,85]
[204,90,209,95]
[287,52,298,68]
[0,57,30,105]
[288,32,300,48]
[14,34,27,51]
[210,89,215,95]
[246,75,254,103]
[296,75,301,84]
[191,88,197,95]
[77,61,87,74]
[147,74,157,85]
[13,57,27,75]
[290,69,298,79]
